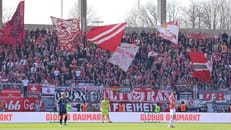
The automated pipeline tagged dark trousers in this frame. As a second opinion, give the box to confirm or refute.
[23,86,27,97]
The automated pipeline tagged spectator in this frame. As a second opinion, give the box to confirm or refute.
[118,102,125,112]
[82,102,88,112]
[22,76,29,97]
[154,103,160,113]
[229,104,231,113]
[35,99,42,112]
[221,32,229,44]
[180,101,187,112]
[199,103,208,112]
[221,106,226,112]
[0,102,6,112]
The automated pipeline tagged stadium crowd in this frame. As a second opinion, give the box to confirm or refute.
[0,28,230,92]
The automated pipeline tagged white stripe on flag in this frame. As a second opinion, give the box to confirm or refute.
[93,24,126,45]
[88,23,125,41]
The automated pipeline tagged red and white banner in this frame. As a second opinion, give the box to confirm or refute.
[0,97,43,112]
[104,88,171,112]
[28,84,42,95]
[157,21,179,44]
[87,22,126,52]
[51,16,80,51]
[104,88,170,103]
[199,91,229,102]
[1,1,24,45]
[189,52,212,82]
[0,112,230,123]
[0,89,22,97]
[108,43,139,72]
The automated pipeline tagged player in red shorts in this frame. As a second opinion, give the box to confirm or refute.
[168,90,176,128]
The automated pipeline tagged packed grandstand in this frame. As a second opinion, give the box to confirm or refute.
[0,27,230,113]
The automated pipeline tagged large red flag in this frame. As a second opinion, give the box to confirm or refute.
[86,22,126,52]
[1,1,24,45]
[189,52,212,82]
[51,16,80,51]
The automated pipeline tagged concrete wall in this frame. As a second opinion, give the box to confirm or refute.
[24,24,231,35]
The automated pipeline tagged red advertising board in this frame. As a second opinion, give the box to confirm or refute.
[0,97,44,112]
[0,89,22,97]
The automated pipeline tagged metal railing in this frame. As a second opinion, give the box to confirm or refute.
[0,83,23,90]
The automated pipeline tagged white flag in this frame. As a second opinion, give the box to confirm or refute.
[51,16,80,51]
[109,43,139,72]
[157,21,179,44]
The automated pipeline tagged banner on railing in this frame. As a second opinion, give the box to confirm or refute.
[0,89,22,97]
[0,97,44,112]
[28,84,42,95]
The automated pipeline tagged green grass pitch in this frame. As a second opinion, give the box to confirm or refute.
[0,123,230,130]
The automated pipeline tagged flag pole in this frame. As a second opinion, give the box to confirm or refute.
[0,0,2,29]
[211,0,214,29]
[80,0,87,48]
[61,0,63,18]
[137,0,140,27]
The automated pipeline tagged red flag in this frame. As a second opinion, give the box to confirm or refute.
[1,1,24,45]
[86,22,126,52]
[189,52,212,82]
[51,16,80,51]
